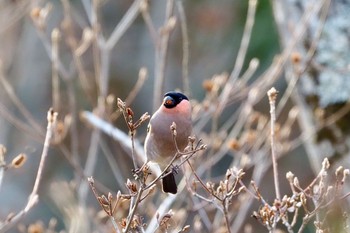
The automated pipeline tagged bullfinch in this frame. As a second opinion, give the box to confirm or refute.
[144,91,192,194]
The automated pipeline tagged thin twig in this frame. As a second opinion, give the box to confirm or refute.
[0,101,43,143]
[30,109,57,200]
[78,129,101,206]
[0,109,57,233]
[140,0,158,47]
[223,199,232,233]
[99,140,128,193]
[80,111,146,164]
[268,87,281,200]
[33,26,70,80]
[51,28,61,112]
[130,129,138,171]
[125,67,148,106]
[176,0,190,97]
[145,194,177,233]
[153,0,175,111]
[0,145,5,191]
[217,0,257,115]
[88,177,121,233]
[124,186,144,233]
[105,0,143,50]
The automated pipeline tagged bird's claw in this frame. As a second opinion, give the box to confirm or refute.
[171,165,180,175]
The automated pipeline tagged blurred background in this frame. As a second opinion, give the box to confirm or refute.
[0,0,349,232]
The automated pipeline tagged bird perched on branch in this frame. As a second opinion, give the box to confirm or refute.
[144,91,192,194]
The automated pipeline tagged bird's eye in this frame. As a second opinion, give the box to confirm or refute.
[163,96,176,108]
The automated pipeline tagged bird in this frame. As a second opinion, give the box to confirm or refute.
[144,91,192,194]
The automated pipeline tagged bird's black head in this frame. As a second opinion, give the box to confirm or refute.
[163,91,189,109]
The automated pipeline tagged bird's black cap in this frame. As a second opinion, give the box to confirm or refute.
[163,91,188,109]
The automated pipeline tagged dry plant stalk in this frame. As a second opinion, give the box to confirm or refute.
[0,109,57,232]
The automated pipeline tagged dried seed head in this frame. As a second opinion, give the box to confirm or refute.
[108,192,113,202]
[191,179,197,192]
[240,154,251,168]
[181,225,191,232]
[87,176,94,185]
[322,158,330,170]
[30,4,52,30]
[226,168,233,180]
[47,108,58,124]
[238,186,245,193]
[140,112,150,122]
[158,210,174,229]
[248,87,259,103]
[267,87,278,102]
[202,79,214,92]
[30,7,41,19]
[11,153,27,168]
[342,169,349,183]
[166,17,177,31]
[82,27,93,41]
[140,0,148,12]
[216,181,225,194]
[48,218,58,230]
[0,145,6,165]
[139,67,148,80]
[120,218,127,229]
[126,107,134,118]
[336,166,344,177]
[170,122,177,130]
[117,98,126,111]
[75,28,93,56]
[300,192,306,205]
[51,28,61,43]
[227,138,240,151]
[286,171,294,181]
[325,186,333,197]
[188,136,196,144]
[99,195,109,207]
[116,190,121,200]
[206,182,214,193]
[291,52,302,64]
[293,177,300,188]
[28,222,44,233]
[288,107,299,120]
[170,122,177,136]
[0,144,6,156]
[126,179,137,194]
[106,94,115,106]
[249,58,259,70]
[55,121,65,136]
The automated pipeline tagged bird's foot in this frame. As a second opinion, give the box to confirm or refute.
[171,165,180,175]
[132,163,150,181]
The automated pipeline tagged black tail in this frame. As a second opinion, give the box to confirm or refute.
[162,172,177,194]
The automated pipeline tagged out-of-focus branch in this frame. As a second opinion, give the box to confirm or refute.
[0,145,5,192]
[0,108,57,233]
[80,111,146,164]
[0,61,44,137]
[267,87,281,200]
[153,0,175,111]
[176,0,190,97]
[105,0,143,50]
[217,0,257,115]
